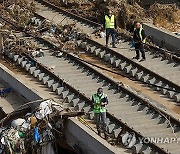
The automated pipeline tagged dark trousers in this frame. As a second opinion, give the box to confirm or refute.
[106,28,115,46]
[94,112,107,133]
[134,43,145,59]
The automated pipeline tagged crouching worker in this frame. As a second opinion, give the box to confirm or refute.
[92,88,108,139]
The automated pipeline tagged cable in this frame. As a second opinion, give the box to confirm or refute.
[157,110,177,139]
[66,107,96,133]
[73,55,180,93]
[78,116,96,133]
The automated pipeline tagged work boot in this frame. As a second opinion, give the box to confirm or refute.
[98,131,101,137]
[112,44,117,48]
[133,56,139,60]
[139,57,146,62]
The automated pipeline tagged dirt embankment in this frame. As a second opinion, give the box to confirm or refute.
[49,0,180,32]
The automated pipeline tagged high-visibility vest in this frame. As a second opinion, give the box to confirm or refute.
[92,93,107,113]
[137,27,146,43]
[105,15,115,29]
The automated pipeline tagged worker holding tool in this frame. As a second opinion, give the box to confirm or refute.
[133,22,146,61]
[103,9,117,48]
[92,88,108,139]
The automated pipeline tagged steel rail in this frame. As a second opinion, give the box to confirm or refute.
[35,35,180,130]
[1,12,179,154]
[85,38,180,92]
[33,10,180,103]
[1,14,180,123]
[12,35,168,154]
[35,0,180,62]
[35,0,101,28]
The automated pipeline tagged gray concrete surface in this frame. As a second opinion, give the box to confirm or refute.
[0,63,126,154]
[65,118,125,154]
[0,78,26,113]
[143,23,180,52]
[0,64,40,106]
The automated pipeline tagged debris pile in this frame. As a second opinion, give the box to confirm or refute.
[1,31,36,56]
[39,21,90,53]
[0,0,35,28]
[0,99,84,153]
[1,19,80,57]
[49,0,101,22]
[97,0,180,32]
[148,3,180,32]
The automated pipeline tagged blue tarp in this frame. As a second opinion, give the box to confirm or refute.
[34,127,40,143]
[0,88,12,96]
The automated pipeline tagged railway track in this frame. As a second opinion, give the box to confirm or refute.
[2,26,180,153]
[1,2,180,153]
[32,0,180,103]
[34,0,180,58]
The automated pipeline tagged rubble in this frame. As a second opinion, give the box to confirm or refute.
[0,0,35,28]
[148,3,180,32]
[49,0,100,22]
[0,99,84,154]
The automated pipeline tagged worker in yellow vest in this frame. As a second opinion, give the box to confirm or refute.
[92,88,108,139]
[104,9,117,48]
[133,22,146,61]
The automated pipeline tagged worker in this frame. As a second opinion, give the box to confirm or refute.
[129,21,137,48]
[133,22,146,61]
[92,88,108,139]
[104,9,117,48]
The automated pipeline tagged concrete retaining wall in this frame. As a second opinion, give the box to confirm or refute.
[0,64,122,154]
[143,23,180,53]
[65,118,124,154]
[0,64,41,103]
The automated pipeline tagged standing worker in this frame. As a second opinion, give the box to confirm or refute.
[92,88,108,139]
[104,9,117,48]
[133,22,146,61]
